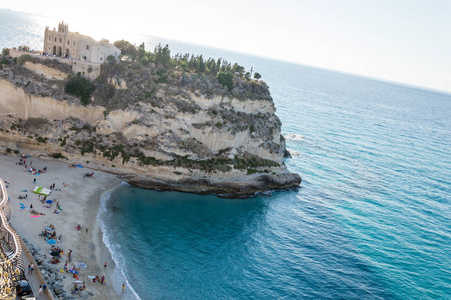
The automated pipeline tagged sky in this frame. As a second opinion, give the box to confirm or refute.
[1,0,450,93]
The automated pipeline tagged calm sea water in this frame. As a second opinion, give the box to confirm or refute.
[2,8,451,300]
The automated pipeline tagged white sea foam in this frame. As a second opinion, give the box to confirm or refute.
[97,182,142,300]
[285,134,304,141]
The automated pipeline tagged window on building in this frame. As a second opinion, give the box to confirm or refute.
[73,41,75,46]
[55,37,57,42]
[68,40,70,45]
[49,36,51,41]
[86,45,89,50]
[60,38,62,43]
[101,58,103,61]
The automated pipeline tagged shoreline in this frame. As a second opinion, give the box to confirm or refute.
[1,153,122,299]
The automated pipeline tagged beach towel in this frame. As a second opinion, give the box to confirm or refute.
[77,164,84,168]
[20,189,27,192]
[31,215,39,218]
[33,186,51,196]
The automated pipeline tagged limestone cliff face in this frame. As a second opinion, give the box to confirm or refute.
[0,79,104,123]
[0,58,301,198]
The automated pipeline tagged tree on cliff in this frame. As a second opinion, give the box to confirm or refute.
[154,44,171,67]
[65,74,95,105]
[254,72,261,81]
[114,40,137,59]
[217,72,234,91]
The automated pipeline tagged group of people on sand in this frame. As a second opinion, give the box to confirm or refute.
[83,171,95,178]
[74,281,87,291]
[92,275,106,284]
[40,228,57,240]
[30,209,45,216]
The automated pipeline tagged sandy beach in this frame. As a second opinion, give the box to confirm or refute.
[0,153,122,299]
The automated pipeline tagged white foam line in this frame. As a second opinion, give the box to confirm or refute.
[97,182,142,300]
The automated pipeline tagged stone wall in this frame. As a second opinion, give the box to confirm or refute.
[72,61,101,81]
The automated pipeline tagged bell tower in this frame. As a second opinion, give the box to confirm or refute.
[58,21,69,33]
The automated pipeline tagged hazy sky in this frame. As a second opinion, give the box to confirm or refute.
[1,0,450,93]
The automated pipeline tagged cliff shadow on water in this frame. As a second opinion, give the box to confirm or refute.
[104,184,271,298]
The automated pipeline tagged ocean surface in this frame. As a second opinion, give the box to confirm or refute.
[2,8,451,300]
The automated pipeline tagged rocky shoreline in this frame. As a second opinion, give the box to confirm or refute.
[122,171,302,199]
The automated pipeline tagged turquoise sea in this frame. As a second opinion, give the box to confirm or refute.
[2,8,451,299]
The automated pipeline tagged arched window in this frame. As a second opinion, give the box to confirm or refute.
[49,36,51,41]
[60,38,62,43]
[55,37,57,42]
[68,40,70,45]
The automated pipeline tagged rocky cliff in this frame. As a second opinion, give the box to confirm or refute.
[0,52,301,198]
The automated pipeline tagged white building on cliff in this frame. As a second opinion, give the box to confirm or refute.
[43,21,120,64]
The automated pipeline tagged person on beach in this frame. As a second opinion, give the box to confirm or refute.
[104,261,107,268]
[33,178,36,184]
[27,264,31,274]
[38,285,43,296]
[101,275,105,284]
[43,283,47,294]
[30,263,34,274]
[122,283,125,292]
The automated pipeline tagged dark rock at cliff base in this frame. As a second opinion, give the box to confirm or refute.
[284,149,292,158]
[121,172,302,199]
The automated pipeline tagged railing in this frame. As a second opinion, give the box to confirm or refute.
[0,178,25,298]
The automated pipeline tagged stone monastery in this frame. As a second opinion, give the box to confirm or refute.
[43,21,120,64]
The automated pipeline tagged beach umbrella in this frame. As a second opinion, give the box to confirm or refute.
[73,280,83,285]
[50,251,60,257]
[45,227,53,231]
[77,263,87,269]
[47,239,57,244]
[46,200,53,204]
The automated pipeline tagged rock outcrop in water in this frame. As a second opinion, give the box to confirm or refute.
[0,50,301,198]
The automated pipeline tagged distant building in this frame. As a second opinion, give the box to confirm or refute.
[43,21,120,64]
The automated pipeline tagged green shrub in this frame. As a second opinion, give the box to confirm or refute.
[217,72,233,91]
[25,117,47,128]
[36,137,48,143]
[17,54,36,65]
[52,153,65,159]
[65,74,96,105]
[247,169,259,175]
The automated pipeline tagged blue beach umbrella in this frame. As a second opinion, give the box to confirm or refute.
[45,226,53,231]
[47,239,57,244]
[46,200,53,204]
